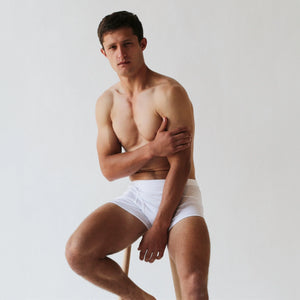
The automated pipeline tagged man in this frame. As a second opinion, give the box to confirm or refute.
[65,11,210,300]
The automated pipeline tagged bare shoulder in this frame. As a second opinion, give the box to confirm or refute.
[95,84,119,125]
[152,74,194,129]
[95,86,115,111]
[153,74,192,108]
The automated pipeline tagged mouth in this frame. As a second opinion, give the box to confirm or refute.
[118,61,130,66]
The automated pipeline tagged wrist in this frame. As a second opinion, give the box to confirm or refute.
[152,219,170,232]
[146,141,155,158]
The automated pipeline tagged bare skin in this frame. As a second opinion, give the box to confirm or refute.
[65,26,210,299]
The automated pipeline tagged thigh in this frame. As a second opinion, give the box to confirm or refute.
[168,216,211,280]
[67,203,147,258]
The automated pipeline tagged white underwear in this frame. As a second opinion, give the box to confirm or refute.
[111,179,204,230]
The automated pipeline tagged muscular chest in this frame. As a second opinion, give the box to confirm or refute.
[111,93,161,151]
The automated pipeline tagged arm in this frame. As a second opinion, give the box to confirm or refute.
[138,84,194,262]
[152,84,194,229]
[95,91,192,181]
[153,150,191,228]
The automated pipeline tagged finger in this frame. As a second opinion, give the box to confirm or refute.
[156,250,164,260]
[139,249,146,261]
[148,251,161,263]
[148,253,156,263]
[173,143,191,153]
[174,135,192,146]
[173,132,191,141]
[158,117,168,132]
[138,240,146,260]
[170,127,189,136]
[174,141,192,150]
[138,238,143,251]
[144,249,153,262]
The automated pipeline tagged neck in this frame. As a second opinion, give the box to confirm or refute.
[119,64,152,97]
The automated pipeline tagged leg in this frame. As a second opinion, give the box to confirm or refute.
[118,246,132,300]
[169,255,182,300]
[121,245,132,276]
[168,216,211,300]
[65,203,155,300]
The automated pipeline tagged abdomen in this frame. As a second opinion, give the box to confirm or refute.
[130,157,170,180]
[130,156,196,180]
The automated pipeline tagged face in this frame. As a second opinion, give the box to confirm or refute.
[101,27,147,77]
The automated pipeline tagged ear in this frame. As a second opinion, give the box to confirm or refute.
[140,38,147,51]
[100,48,107,57]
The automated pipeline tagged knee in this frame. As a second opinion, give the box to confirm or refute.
[183,270,209,299]
[65,236,94,276]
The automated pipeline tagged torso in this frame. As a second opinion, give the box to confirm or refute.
[108,72,195,180]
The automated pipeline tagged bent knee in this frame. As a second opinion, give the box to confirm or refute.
[65,235,102,276]
[65,237,86,275]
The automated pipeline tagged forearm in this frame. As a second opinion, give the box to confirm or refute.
[152,158,191,229]
[100,143,154,181]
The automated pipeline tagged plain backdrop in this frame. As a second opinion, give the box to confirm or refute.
[1,0,299,299]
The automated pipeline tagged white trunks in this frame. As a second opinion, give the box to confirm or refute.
[111,179,204,230]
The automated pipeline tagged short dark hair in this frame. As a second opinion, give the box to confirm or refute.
[97,11,144,48]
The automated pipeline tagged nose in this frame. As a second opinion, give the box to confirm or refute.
[117,46,127,59]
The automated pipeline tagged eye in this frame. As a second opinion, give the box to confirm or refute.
[124,42,132,47]
[109,45,117,50]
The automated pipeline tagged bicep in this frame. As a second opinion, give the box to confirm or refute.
[159,86,194,133]
[95,94,121,165]
[157,85,194,164]
[96,124,121,160]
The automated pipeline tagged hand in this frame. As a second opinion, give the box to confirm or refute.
[149,117,192,157]
[138,225,168,263]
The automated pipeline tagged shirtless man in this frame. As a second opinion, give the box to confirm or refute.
[65,11,210,300]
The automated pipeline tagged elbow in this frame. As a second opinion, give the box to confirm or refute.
[99,162,117,182]
[98,157,115,181]
[107,177,115,182]
[99,157,122,182]
[104,174,114,182]
[101,168,116,182]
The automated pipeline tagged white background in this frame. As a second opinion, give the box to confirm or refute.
[1,0,299,299]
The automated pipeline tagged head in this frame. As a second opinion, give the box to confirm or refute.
[98,11,147,77]
[97,11,144,49]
